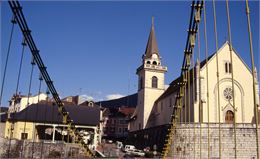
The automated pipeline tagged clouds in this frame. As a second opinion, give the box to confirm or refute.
[80,95,94,102]
[78,92,125,102]
[106,94,125,100]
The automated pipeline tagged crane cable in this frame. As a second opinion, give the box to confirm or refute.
[0,15,16,106]
[21,57,36,158]
[7,37,26,158]
[212,0,222,158]
[192,53,196,159]
[245,0,259,158]
[202,0,210,158]
[188,55,191,158]
[40,88,50,159]
[225,1,237,158]
[197,25,202,159]
[31,73,43,158]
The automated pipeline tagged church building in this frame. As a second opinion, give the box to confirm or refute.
[129,19,167,131]
[129,20,259,132]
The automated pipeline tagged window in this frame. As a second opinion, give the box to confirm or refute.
[161,101,163,111]
[225,62,232,74]
[225,62,228,73]
[146,61,151,64]
[21,133,28,140]
[225,110,234,124]
[118,128,121,133]
[229,63,232,73]
[119,120,125,124]
[152,61,157,65]
[110,127,115,132]
[224,87,233,101]
[152,76,158,88]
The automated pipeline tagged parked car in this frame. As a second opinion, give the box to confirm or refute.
[122,145,136,152]
[131,149,145,157]
[116,141,123,149]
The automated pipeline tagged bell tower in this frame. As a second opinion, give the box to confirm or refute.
[130,17,167,131]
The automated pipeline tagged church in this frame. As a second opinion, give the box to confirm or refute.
[128,20,259,131]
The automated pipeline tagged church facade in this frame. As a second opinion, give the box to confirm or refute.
[129,21,259,132]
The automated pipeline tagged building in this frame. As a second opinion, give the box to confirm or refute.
[102,107,135,140]
[94,94,137,140]
[145,42,259,127]
[125,20,260,158]
[129,20,259,131]
[62,95,90,105]
[4,102,102,150]
[129,20,168,131]
[8,93,47,113]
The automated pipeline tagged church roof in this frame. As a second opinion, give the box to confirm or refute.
[144,18,159,58]
[156,53,215,102]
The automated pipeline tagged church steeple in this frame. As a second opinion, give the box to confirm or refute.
[130,17,167,131]
[144,16,160,59]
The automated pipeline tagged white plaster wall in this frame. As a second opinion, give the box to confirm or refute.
[195,43,255,123]
[148,42,257,126]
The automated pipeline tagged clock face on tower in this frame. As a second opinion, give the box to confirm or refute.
[223,87,233,101]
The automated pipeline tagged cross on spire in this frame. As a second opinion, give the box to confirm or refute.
[152,16,154,27]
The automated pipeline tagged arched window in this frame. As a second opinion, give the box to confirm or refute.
[225,110,234,124]
[152,76,158,88]
[152,61,157,65]
[146,61,151,64]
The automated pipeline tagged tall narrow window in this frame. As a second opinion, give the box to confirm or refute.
[225,62,232,74]
[152,76,158,88]
[225,62,228,73]
[21,133,28,140]
[229,63,232,73]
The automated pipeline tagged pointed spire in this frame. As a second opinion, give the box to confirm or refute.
[144,16,159,59]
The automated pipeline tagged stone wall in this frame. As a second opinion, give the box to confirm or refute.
[0,138,88,158]
[168,123,259,159]
[128,123,259,159]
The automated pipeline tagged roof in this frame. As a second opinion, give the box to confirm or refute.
[8,104,100,126]
[0,107,8,113]
[95,93,137,108]
[156,52,215,101]
[104,107,135,118]
[144,18,159,59]
[119,107,135,116]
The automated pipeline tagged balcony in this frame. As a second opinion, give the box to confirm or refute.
[144,64,167,71]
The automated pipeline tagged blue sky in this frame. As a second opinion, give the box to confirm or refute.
[1,1,259,106]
